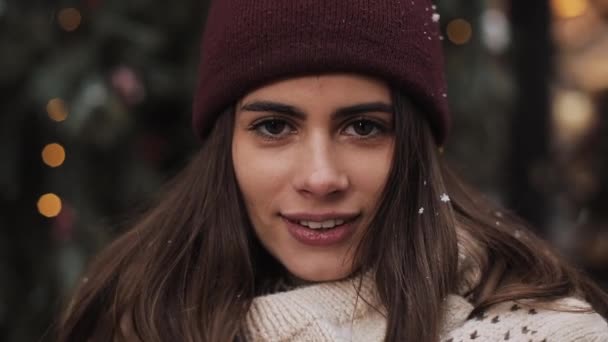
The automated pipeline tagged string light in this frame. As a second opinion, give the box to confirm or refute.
[447,19,473,45]
[551,0,588,19]
[42,143,66,168]
[46,98,68,122]
[57,7,82,32]
[37,193,62,218]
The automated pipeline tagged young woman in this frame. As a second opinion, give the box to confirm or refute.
[57,0,608,341]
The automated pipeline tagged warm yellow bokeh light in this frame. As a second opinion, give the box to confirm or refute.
[57,8,82,32]
[553,90,595,144]
[37,193,62,218]
[42,143,66,168]
[46,98,68,122]
[551,0,588,19]
[447,19,473,45]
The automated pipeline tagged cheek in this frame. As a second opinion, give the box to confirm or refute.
[343,144,393,198]
[232,138,290,221]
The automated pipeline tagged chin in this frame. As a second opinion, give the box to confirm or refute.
[283,259,355,283]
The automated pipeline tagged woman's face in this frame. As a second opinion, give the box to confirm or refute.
[232,73,395,282]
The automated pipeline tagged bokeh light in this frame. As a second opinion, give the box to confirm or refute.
[46,98,68,122]
[551,0,589,19]
[553,90,595,144]
[481,8,510,53]
[37,193,62,218]
[42,143,66,168]
[447,19,473,45]
[57,8,82,32]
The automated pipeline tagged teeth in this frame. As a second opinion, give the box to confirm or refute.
[322,220,335,228]
[298,219,346,229]
[309,221,322,229]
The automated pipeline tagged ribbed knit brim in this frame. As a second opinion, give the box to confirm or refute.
[193,0,450,145]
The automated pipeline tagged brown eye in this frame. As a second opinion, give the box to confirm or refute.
[344,119,384,137]
[250,118,293,140]
[353,120,376,135]
[262,119,287,135]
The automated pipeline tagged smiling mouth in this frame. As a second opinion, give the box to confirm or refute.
[297,219,345,229]
[281,214,360,230]
[281,214,360,246]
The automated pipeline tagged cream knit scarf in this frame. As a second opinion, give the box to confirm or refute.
[243,228,484,341]
[243,271,477,341]
[242,228,608,341]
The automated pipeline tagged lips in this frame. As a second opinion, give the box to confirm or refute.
[280,212,360,223]
[281,212,359,230]
[281,213,359,246]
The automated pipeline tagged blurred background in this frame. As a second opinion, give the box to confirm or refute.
[0,0,607,340]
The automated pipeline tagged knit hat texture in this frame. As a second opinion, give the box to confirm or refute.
[193,0,450,144]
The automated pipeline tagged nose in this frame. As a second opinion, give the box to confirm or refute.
[292,139,350,198]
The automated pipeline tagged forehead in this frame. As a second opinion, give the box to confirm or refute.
[238,73,391,107]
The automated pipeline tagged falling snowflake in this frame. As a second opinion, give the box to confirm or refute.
[418,207,425,214]
[82,277,89,283]
[432,4,437,10]
[423,180,427,186]
[432,13,440,22]
[442,93,447,98]
[440,193,450,203]
[514,230,522,238]
[495,221,500,226]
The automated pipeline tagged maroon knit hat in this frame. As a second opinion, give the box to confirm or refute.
[193,0,450,145]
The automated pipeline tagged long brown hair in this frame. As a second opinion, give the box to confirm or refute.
[56,90,608,341]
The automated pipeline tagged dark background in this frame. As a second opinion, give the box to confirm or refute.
[1,0,607,341]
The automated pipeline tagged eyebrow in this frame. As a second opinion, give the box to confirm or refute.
[239,100,394,120]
